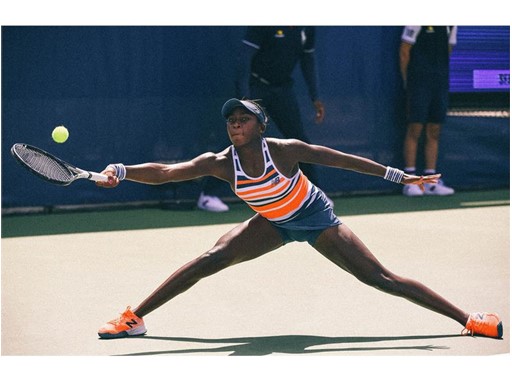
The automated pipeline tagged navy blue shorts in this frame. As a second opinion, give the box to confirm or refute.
[272,223,341,246]
[270,185,341,246]
[407,72,449,124]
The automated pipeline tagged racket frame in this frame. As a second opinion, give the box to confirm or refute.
[11,143,109,186]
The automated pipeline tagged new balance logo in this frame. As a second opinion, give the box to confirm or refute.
[125,319,138,328]
[271,176,281,185]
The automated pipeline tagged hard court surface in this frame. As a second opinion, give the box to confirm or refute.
[2,207,509,353]
[1,192,510,378]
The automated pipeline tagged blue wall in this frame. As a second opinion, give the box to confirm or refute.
[2,26,509,209]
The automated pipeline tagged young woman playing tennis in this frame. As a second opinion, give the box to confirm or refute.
[97,98,502,339]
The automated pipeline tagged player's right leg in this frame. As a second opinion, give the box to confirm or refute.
[98,214,284,339]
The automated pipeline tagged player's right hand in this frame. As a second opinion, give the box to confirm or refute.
[96,167,120,188]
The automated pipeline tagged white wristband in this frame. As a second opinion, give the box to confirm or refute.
[107,163,126,181]
[384,166,404,183]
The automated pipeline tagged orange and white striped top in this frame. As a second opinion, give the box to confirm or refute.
[232,139,314,224]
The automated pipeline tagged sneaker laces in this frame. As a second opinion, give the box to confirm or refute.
[107,306,132,325]
[461,327,472,336]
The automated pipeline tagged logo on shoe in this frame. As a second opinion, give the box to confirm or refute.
[125,319,138,328]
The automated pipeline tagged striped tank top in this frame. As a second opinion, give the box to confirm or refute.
[232,139,315,224]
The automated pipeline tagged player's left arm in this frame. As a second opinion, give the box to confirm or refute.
[287,139,439,187]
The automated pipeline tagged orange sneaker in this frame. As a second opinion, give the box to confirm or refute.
[98,306,147,339]
[462,312,503,339]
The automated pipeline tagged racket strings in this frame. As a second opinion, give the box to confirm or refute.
[16,146,73,182]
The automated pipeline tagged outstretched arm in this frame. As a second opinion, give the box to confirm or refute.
[284,139,440,189]
[96,152,229,188]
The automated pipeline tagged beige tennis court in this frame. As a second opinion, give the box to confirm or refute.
[1,204,509,358]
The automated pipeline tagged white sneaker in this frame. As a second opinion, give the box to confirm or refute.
[403,184,424,197]
[197,192,229,212]
[423,179,455,196]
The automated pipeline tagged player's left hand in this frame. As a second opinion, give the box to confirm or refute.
[402,173,441,192]
[313,100,325,124]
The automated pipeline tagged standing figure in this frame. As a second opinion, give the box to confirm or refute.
[236,26,328,198]
[400,26,457,196]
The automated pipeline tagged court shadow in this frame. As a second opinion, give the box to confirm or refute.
[116,333,459,356]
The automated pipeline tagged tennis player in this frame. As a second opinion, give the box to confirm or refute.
[97,98,502,340]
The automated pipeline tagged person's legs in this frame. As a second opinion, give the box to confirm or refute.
[99,214,284,338]
[421,75,454,195]
[422,122,454,195]
[314,223,468,325]
[424,122,441,171]
[314,223,502,337]
[424,73,449,173]
[402,122,425,196]
[134,214,285,317]
[403,122,424,173]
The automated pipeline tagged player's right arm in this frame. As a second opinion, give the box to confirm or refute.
[97,150,231,188]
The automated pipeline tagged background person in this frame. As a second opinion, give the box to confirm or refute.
[400,26,457,196]
[235,26,329,203]
[197,26,328,211]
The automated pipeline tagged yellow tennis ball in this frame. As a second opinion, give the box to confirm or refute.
[52,125,69,143]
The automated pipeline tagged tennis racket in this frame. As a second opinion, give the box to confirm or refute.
[11,143,109,186]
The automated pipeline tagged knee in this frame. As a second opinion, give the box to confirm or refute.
[405,124,423,141]
[195,246,234,274]
[360,271,401,294]
[426,124,441,141]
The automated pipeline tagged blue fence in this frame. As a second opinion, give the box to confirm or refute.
[2,26,509,209]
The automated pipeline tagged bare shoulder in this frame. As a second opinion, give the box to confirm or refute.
[267,137,314,158]
[266,137,342,168]
[266,137,306,154]
[265,138,307,177]
[196,147,233,182]
[194,146,231,162]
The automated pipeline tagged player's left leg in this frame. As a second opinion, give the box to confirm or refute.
[314,223,468,325]
[313,224,502,338]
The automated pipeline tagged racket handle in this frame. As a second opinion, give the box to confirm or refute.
[87,172,110,182]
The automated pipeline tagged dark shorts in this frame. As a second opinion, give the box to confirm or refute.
[272,222,341,246]
[270,185,341,246]
[407,72,449,124]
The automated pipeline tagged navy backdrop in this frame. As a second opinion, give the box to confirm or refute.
[2,26,509,209]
